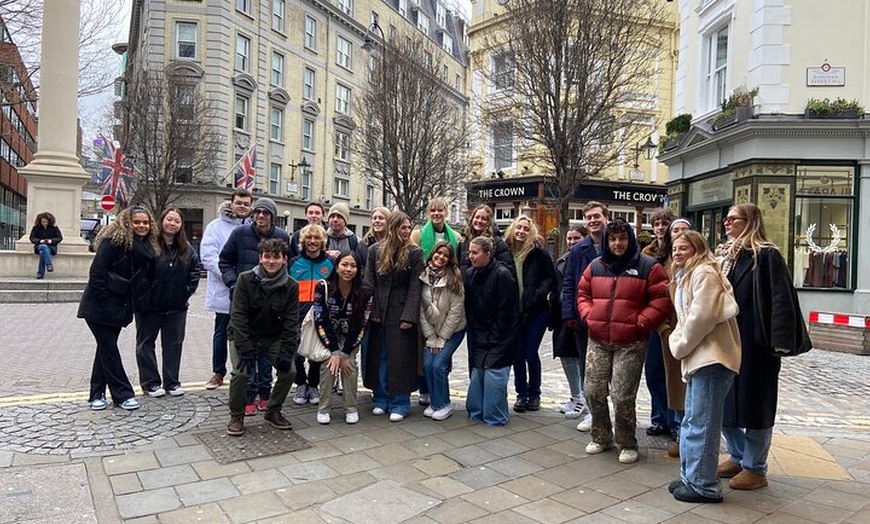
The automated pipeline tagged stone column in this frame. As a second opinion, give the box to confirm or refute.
[851,159,870,313]
[15,0,91,254]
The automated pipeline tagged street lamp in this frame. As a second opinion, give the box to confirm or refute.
[632,136,657,168]
[361,21,388,206]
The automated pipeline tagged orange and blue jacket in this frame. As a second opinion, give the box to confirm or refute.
[288,252,333,318]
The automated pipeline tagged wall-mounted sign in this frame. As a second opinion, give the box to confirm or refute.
[471,181,541,202]
[573,184,666,206]
[687,172,733,206]
[807,62,845,87]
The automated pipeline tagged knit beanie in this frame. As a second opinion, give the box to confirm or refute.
[253,197,278,218]
[328,202,350,224]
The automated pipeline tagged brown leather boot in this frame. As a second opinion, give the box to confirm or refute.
[667,441,680,458]
[227,415,245,436]
[264,409,293,430]
[729,470,768,490]
[717,459,742,478]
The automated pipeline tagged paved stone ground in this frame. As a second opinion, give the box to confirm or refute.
[1,293,868,523]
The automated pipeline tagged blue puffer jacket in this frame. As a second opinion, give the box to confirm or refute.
[560,235,601,322]
[219,223,290,289]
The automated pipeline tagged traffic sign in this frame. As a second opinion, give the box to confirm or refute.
[100,195,116,212]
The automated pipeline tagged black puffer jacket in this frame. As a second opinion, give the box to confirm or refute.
[29,225,63,255]
[458,236,515,276]
[78,237,154,327]
[139,243,202,314]
[219,223,290,289]
[517,243,556,316]
[464,259,519,369]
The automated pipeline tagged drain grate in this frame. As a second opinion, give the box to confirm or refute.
[194,424,311,464]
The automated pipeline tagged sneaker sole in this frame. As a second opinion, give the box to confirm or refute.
[204,383,221,390]
[169,391,184,397]
[266,420,293,430]
[226,428,245,436]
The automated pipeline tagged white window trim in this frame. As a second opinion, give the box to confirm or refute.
[271,51,284,87]
[335,83,351,115]
[272,0,286,33]
[302,118,316,152]
[302,67,316,100]
[270,107,284,142]
[304,15,317,50]
[176,21,197,59]
[234,95,249,131]
[235,33,251,72]
[336,36,353,71]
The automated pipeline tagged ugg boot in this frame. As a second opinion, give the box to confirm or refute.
[729,470,768,490]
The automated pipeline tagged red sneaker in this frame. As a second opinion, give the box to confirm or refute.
[257,399,269,411]
[244,403,257,416]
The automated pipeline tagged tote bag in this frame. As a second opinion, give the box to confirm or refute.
[298,280,332,362]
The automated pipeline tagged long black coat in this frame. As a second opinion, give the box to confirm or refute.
[724,247,804,429]
[465,259,519,369]
[140,243,202,314]
[549,252,586,358]
[78,238,154,328]
[363,243,424,394]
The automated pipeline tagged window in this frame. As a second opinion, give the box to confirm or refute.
[338,0,353,16]
[235,34,251,72]
[705,24,729,110]
[234,95,249,130]
[442,34,453,54]
[336,36,353,70]
[271,52,284,86]
[794,165,854,289]
[303,67,316,100]
[611,210,636,224]
[272,0,286,32]
[399,0,407,16]
[301,169,312,200]
[335,83,351,114]
[334,130,351,161]
[436,3,446,27]
[302,118,315,151]
[492,51,514,91]
[269,107,283,141]
[304,16,317,50]
[269,163,282,194]
[454,73,461,90]
[366,184,374,210]
[442,65,449,81]
[176,84,195,122]
[417,13,429,33]
[389,24,396,40]
[333,166,350,197]
[176,22,197,59]
[236,0,251,15]
[492,121,513,170]
[371,11,379,26]
[424,51,432,68]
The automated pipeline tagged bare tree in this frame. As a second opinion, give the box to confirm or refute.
[355,34,468,220]
[476,0,668,245]
[120,68,223,214]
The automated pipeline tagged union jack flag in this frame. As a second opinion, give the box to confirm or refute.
[233,144,257,191]
[94,137,134,205]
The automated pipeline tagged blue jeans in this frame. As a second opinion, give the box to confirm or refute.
[467,366,510,426]
[680,364,735,498]
[723,426,774,475]
[372,332,410,416]
[561,357,584,400]
[245,355,273,403]
[423,329,464,410]
[212,313,230,376]
[513,309,549,399]
[36,244,52,275]
[645,332,679,430]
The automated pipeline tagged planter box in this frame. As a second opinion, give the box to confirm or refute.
[805,108,862,119]
[661,133,685,152]
[713,106,753,131]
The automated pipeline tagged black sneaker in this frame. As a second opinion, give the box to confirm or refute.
[672,484,722,504]
[513,397,528,413]
[646,424,669,436]
[668,480,685,493]
[526,397,541,411]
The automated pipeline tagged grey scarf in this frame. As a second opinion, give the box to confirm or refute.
[252,263,289,292]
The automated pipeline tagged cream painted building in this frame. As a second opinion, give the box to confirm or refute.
[465,0,678,238]
[122,0,469,242]
[660,0,870,316]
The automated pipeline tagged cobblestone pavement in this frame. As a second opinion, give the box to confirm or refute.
[1,293,869,523]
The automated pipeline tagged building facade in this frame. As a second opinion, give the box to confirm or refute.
[659,0,870,316]
[122,0,469,237]
[465,0,677,253]
[0,17,37,250]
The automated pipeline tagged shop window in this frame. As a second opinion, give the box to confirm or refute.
[793,166,854,289]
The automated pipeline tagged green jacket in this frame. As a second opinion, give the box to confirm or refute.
[229,269,300,360]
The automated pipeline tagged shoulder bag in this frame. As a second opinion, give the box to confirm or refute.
[297,280,332,362]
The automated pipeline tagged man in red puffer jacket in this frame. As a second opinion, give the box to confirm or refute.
[577,218,672,464]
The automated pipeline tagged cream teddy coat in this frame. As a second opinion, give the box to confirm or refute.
[419,271,466,349]
[669,264,742,382]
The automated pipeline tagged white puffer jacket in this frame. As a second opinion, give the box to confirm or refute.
[418,271,466,349]
[200,203,244,313]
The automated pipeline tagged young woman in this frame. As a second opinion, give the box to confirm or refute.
[363,211,424,422]
[504,216,556,413]
[716,203,810,491]
[666,230,741,504]
[313,251,373,425]
[419,241,466,421]
[78,207,159,411]
[29,212,63,279]
[464,236,519,426]
[410,197,459,260]
[358,206,390,379]
[457,204,514,275]
[135,208,202,398]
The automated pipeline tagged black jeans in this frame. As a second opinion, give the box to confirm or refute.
[293,355,322,387]
[87,320,135,404]
[135,311,187,391]
[212,312,230,376]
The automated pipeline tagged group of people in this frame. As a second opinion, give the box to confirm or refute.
[76,189,810,506]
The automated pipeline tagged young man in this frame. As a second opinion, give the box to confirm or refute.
[226,238,299,436]
[577,218,671,464]
[288,202,326,259]
[220,197,291,415]
[560,201,609,431]
[288,224,334,406]
[200,189,252,390]
[325,203,364,261]
[410,197,459,260]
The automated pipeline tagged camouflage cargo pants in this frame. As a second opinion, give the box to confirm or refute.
[585,338,647,450]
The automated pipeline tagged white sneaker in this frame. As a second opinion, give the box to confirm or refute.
[146,386,165,398]
[168,385,185,397]
[418,393,430,406]
[316,411,331,425]
[618,449,639,464]
[431,403,454,421]
[345,411,359,424]
[561,399,583,419]
[372,407,386,416]
[293,385,308,405]
[576,412,593,432]
[585,441,612,455]
[389,413,404,422]
[423,406,435,418]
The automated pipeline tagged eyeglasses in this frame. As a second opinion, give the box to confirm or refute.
[723,216,746,224]
[253,209,270,217]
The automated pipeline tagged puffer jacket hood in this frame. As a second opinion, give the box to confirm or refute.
[601,221,639,275]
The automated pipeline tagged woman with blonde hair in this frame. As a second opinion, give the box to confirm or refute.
[457,204,514,274]
[363,211,424,421]
[715,203,810,491]
[362,207,391,247]
[666,230,741,503]
[504,215,556,412]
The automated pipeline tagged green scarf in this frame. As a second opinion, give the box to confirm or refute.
[420,220,458,260]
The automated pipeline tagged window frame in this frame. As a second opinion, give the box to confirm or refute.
[338,0,353,16]
[176,21,197,59]
[704,24,730,111]
[235,33,251,72]
[269,162,282,195]
[234,94,249,131]
[304,15,317,51]
[334,130,351,161]
[492,120,514,171]
[269,106,284,142]
[272,0,286,33]
[236,0,252,16]
[302,118,316,151]
[271,51,284,87]
[302,67,316,100]
[335,83,351,115]
[336,36,353,71]
[417,12,429,34]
